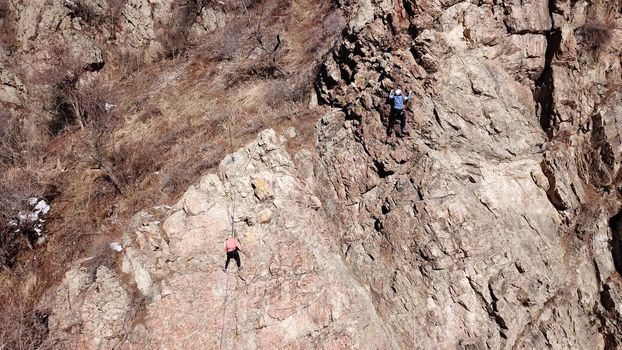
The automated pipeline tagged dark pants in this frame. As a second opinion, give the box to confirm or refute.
[387,108,406,136]
[225,249,241,269]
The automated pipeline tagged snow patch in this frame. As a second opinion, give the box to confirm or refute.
[8,197,51,237]
[110,242,123,252]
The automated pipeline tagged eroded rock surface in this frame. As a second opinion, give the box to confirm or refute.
[314,0,622,348]
[39,0,622,349]
[47,130,397,349]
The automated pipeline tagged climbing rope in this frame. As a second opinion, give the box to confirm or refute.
[228,115,237,240]
[219,112,259,349]
[220,115,237,350]
[219,267,231,349]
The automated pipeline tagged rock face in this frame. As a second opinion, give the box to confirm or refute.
[41,0,622,349]
[314,0,622,348]
[0,0,227,115]
[46,130,397,349]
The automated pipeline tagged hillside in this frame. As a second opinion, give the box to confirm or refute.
[1,0,622,349]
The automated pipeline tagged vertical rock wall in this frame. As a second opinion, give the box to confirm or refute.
[45,130,399,349]
[316,0,622,348]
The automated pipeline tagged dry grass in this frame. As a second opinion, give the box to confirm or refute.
[0,267,51,350]
[0,0,346,346]
[0,293,50,350]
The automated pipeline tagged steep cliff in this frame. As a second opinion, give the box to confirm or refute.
[44,129,399,349]
[315,0,622,348]
[2,0,622,349]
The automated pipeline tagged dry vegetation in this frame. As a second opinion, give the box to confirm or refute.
[576,1,621,53]
[0,278,50,350]
[576,22,613,51]
[0,0,345,347]
[0,0,16,52]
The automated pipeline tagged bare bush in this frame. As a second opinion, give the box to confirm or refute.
[0,110,24,166]
[107,0,129,15]
[159,27,191,60]
[0,292,50,350]
[204,22,243,61]
[116,139,162,186]
[159,1,206,59]
[72,1,99,24]
[48,75,114,135]
[263,79,291,108]
[90,132,125,194]
[576,22,612,51]
[67,0,128,26]
[0,1,9,20]
[0,171,43,268]
[113,50,145,77]
[0,0,16,52]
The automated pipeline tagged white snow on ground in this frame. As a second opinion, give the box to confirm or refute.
[109,242,123,252]
[34,200,51,215]
[9,197,51,237]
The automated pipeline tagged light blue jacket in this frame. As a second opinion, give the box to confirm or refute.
[389,91,410,110]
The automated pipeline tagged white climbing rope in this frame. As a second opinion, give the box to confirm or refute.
[219,267,231,349]
[219,113,259,349]
[220,115,237,350]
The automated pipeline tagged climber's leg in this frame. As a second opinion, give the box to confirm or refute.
[232,250,241,269]
[387,107,397,136]
[224,251,234,270]
[399,110,406,136]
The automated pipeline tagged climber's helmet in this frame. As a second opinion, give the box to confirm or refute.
[395,89,402,96]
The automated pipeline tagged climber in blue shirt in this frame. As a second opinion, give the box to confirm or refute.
[388,88,412,137]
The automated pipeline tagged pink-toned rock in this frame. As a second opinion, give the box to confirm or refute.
[46,130,398,349]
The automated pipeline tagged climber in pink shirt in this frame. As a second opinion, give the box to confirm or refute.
[223,235,242,272]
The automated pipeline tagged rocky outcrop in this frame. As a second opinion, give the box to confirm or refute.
[46,130,397,349]
[314,0,622,348]
[27,0,622,349]
[14,0,103,65]
[46,266,131,349]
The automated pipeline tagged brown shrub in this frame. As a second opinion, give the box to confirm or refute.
[113,50,145,78]
[116,138,164,186]
[0,109,23,166]
[0,2,9,20]
[576,22,612,51]
[0,171,44,268]
[69,0,129,27]
[48,75,115,136]
[107,0,129,15]
[203,22,242,61]
[0,292,50,350]
[159,1,206,59]
[0,0,16,52]
[72,1,99,24]
[263,79,298,108]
